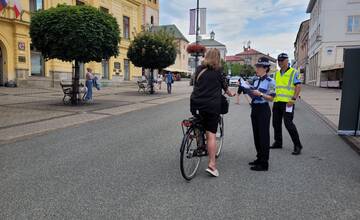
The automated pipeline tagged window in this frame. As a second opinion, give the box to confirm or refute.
[100,7,109,13]
[29,0,43,12]
[154,0,157,4]
[150,16,154,25]
[123,16,130,39]
[76,0,85,5]
[347,16,360,32]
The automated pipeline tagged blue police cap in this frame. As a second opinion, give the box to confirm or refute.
[255,57,271,67]
[278,53,289,61]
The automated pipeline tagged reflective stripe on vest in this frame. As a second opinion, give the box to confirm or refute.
[274,68,296,102]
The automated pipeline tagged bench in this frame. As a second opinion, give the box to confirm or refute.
[60,82,87,104]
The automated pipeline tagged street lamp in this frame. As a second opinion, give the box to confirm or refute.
[195,0,200,70]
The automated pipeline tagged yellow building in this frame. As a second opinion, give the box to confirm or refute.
[0,0,159,87]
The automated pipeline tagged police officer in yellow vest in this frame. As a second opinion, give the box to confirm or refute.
[271,53,303,155]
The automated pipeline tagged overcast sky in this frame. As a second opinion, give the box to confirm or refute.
[159,0,310,59]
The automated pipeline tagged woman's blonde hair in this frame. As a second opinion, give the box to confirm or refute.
[202,48,221,70]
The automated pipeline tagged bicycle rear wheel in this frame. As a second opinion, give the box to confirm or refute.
[216,116,224,158]
[180,128,201,181]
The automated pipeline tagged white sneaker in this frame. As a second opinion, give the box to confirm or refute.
[206,168,219,177]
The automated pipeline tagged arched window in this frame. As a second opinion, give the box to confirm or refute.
[150,16,154,25]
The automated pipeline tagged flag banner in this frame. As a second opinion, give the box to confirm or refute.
[189,9,196,35]
[0,0,8,11]
[200,8,206,35]
[13,0,21,18]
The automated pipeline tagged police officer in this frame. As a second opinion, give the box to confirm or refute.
[247,57,276,171]
[271,53,303,155]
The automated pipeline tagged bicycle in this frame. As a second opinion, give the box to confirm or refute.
[180,114,224,181]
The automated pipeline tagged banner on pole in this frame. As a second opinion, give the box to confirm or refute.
[199,8,206,35]
[189,8,206,35]
[189,9,196,35]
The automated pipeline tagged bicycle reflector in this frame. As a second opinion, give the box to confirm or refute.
[182,120,192,127]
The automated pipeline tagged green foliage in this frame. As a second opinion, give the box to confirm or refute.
[224,63,256,76]
[240,64,256,76]
[30,4,120,63]
[127,30,177,69]
[231,63,242,76]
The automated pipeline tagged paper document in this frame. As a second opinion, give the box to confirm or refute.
[286,105,294,113]
[240,78,251,89]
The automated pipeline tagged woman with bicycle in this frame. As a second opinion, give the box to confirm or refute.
[190,48,235,177]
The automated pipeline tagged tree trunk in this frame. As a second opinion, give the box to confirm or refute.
[150,68,154,94]
[71,60,80,105]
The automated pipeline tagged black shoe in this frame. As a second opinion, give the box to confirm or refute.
[292,146,302,155]
[270,143,282,149]
[248,160,260,166]
[250,164,269,171]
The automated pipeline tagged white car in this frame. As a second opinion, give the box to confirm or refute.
[229,76,241,87]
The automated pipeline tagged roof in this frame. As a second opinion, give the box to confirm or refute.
[225,56,244,62]
[198,39,226,47]
[235,48,276,62]
[306,0,317,13]
[151,25,189,43]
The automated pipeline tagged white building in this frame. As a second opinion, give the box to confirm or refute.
[307,0,360,87]
[198,31,227,60]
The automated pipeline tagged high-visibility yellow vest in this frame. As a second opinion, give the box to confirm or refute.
[274,67,296,102]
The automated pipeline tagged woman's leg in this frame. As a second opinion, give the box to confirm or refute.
[206,131,217,170]
[236,94,240,104]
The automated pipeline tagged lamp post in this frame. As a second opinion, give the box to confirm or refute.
[195,0,200,70]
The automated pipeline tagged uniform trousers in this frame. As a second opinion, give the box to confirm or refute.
[251,103,271,164]
[272,102,302,147]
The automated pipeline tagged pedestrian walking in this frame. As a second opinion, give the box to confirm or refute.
[246,57,276,171]
[85,68,94,101]
[190,48,235,177]
[271,53,303,155]
[157,74,163,90]
[166,71,174,94]
[236,77,250,105]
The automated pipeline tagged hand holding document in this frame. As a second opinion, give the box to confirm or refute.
[240,78,251,89]
[286,105,294,113]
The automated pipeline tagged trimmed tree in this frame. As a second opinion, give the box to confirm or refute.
[30,4,120,104]
[127,30,177,94]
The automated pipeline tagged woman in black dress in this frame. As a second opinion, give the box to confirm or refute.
[190,48,235,177]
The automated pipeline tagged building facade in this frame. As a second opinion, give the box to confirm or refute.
[143,0,159,28]
[152,25,190,74]
[307,0,360,87]
[234,46,277,73]
[198,31,227,60]
[0,0,156,87]
[294,19,310,83]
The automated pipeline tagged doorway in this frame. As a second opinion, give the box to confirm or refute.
[0,47,3,86]
[124,59,130,81]
[102,59,109,79]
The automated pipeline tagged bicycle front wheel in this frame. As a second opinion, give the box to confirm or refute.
[216,116,224,158]
[180,128,201,181]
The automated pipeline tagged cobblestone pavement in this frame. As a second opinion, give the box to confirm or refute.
[0,81,192,143]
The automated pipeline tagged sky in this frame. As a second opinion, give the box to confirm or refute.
[159,0,310,60]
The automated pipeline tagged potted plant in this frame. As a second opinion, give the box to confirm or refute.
[187,44,206,57]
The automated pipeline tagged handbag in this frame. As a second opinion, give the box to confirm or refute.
[221,95,229,114]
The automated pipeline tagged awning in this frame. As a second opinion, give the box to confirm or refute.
[164,67,191,74]
[320,63,344,72]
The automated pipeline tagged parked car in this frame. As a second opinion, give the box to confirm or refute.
[229,76,241,87]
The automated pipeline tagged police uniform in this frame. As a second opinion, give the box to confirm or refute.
[248,57,276,171]
[272,53,303,155]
